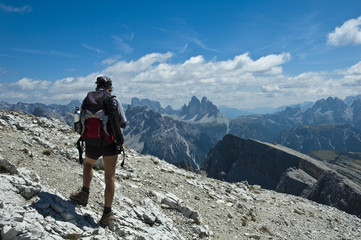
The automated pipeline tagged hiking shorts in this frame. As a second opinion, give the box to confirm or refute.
[85,142,117,159]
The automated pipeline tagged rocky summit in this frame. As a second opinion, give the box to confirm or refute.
[1,110,361,240]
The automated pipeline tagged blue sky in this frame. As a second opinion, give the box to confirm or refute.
[1,0,361,109]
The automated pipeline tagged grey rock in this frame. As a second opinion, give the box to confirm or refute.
[0,155,18,174]
[1,225,20,239]
[161,193,182,210]
[276,168,317,195]
[161,194,201,224]
[20,185,41,200]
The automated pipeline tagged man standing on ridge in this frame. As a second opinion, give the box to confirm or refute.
[70,76,127,227]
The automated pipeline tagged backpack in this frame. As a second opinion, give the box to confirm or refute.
[81,90,114,147]
[76,89,125,165]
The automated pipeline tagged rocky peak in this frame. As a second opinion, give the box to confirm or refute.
[180,96,220,121]
[131,97,162,112]
[304,97,349,124]
[344,94,361,106]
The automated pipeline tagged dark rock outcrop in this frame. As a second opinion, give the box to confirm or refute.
[202,134,361,217]
[304,171,361,217]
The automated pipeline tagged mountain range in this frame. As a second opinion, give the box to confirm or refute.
[3,95,361,167]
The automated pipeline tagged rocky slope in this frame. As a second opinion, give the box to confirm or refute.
[202,134,361,218]
[1,110,361,239]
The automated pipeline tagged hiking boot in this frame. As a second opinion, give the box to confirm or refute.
[99,211,115,227]
[70,189,89,206]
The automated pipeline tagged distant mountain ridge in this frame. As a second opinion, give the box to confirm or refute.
[3,95,361,169]
[276,123,361,154]
[130,96,228,124]
[130,97,166,113]
[0,100,81,126]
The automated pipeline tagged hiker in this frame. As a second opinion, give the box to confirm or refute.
[70,76,127,227]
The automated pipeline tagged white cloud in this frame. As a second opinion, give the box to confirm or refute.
[345,61,361,75]
[338,61,361,87]
[103,52,173,75]
[3,52,361,109]
[327,16,361,46]
[101,52,292,108]
[0,3,32,13]
[50,73,99,93]
[13,78,51,90]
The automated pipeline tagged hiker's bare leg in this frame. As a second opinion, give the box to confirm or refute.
[83,156,97,188]
[103,154,118,207]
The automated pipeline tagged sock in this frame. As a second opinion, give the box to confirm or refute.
[82,186,90,194]
[104,206,112,214]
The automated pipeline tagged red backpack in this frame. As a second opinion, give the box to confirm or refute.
[80,90,114,146]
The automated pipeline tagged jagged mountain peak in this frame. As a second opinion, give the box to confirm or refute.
[131,97,162,112]
[304,96,351,124]
[1,110,361,239]
[180,96,221,121]
[312,96,346,111]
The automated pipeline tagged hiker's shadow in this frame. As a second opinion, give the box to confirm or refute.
[30,191,98,229]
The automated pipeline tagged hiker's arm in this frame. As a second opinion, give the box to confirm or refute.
[114,98,127,128]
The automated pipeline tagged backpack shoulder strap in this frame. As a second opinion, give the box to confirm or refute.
[76,137,84,165]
